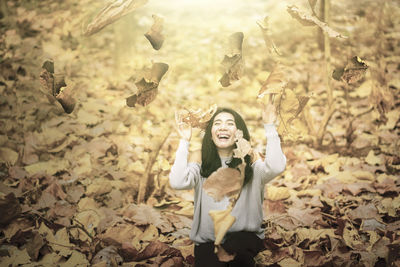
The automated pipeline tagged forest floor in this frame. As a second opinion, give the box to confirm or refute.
[0,0,399,266]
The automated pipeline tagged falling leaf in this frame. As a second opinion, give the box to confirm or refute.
[145,14,164,50]
[126,62,169,107]
[177,104,218,129]
[219,32,244,87]
[84,0,149,36]
[209,205,236,245]
[287,5,347,38]
[39,60,76,113]
[274,88,310,141]
[232,130,252,160]
[332,56,368,84]
[369,80,395,123]
[203,167,243,202]
[256,16,281,56]
[257,64,287,98]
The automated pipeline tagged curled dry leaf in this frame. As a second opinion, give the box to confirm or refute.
[233,130,252,161]
[39,60,76,113]
[177,104,217,129]
[84,0,149,36]
[145,14,164,50]
[126,62,169,107]
[287,5,347,39]
[209,205,236,245]
[257,64,287,98]
[332,56,368,84]
[203,167,243,202]
[275,88,310,142]
[219,32,244,87]
[256,16,281,56]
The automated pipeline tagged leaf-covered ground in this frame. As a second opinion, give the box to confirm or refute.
[0,0,399,266]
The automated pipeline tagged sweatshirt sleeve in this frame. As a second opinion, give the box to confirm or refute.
[254,124,287,185]
[169,139,200,190]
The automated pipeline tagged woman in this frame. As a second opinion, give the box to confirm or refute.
[169,102,286,267]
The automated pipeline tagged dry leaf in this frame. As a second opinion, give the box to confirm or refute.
[266,186,290,201]
[39,60,75,113]
[256,16,281,56]
[275,88,310,141]
[145,14,164,50]
[232,130,252,160]
[257,65,287,98]
[209,205,236,245]
[177,104,217,129]
[203,167,243,202]
[91,246,123,266]
[287,5,347,38]
[126,62,169,107]
[84,0,149,36]
[332,56,368,84]
[215,245,236,262]
[219,32,244,87]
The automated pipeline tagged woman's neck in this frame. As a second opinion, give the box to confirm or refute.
[217,148,233,158]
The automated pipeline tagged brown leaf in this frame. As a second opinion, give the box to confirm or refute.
[348,203,379,221]
[203,167,243,202]
[232,130,252,160]
[287,207,322,227]
[122,204,174,233]
[126,62,169,107]
[256,16,281,56]
[134,240,181,261]
[0,193,22,225]
[145,14,164,50]
[219,32,244,87]
[177,104,217,129]
[84,0,149,36]
[92,246,123,266]
[369,80,395,123]
[287,5,347,38]
[332,56,368,84]
[258,65,287,98]
[209,206,236,245]
[215,245,236,262]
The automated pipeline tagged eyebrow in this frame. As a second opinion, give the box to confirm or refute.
[214,119,235,122]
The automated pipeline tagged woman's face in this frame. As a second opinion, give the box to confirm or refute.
[211,112,237,150]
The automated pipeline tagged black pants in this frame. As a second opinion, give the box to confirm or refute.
[194,232,264,267]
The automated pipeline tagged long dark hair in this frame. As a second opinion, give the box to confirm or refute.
[200,107,253,186]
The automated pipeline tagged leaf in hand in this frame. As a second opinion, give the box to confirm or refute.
[332,56,368,84]
[126,62,169,107]
[39,60,76,114]
[177,104,217,129]
[256,16,281,56]
[144,14,164,50]
[219,32,244,87]
[84,0,148,36]
[257,64,287,98]
[233,130,251,161]
[287,5,347,39]
[203,167,243,202]
[209,205,236,245]
[275,88,310,142]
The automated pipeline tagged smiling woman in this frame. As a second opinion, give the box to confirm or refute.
[169,102,287,266]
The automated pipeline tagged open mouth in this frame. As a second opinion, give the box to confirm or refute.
[217,133,231,141]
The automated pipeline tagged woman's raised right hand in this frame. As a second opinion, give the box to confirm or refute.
[175,111,192,141]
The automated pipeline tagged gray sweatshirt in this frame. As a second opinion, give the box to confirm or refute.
[169,124,286,244]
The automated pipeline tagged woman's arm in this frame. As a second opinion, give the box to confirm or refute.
[255,100,286,184]
[169,139,200,189]
[169,111,199,190]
